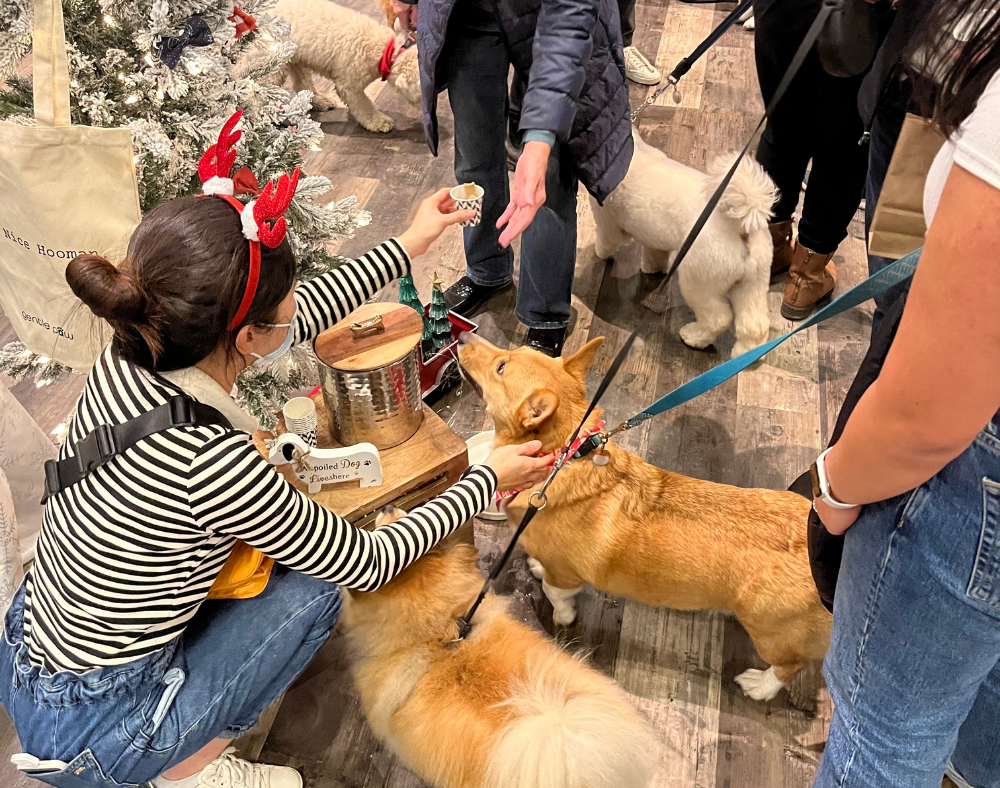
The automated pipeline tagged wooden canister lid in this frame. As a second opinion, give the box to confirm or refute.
[314,302,424,372]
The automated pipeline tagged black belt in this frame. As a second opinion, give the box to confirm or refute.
[42,395,233,504]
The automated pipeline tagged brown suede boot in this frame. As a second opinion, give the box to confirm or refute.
[769,219,794,278]
[781,241,836,321]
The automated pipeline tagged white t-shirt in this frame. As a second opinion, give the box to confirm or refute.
[924,69,1000,224]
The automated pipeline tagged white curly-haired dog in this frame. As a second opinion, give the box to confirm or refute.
[591,127,777,357]
[272,0,421,132]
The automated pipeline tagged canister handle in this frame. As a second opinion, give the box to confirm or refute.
[350,314,385,339]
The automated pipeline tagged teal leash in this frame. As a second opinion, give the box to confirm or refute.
[610,247,922,435]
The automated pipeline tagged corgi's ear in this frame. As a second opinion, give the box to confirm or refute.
[517,388,559,431]
[563,337,604,381]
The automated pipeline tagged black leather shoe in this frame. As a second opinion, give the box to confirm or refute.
[443,276,513,317]
[506,136,523,171]
[525,327,567,358]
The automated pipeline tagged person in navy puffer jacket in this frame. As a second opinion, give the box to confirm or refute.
[390,0,634,357]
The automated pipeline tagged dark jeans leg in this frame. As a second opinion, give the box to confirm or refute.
[619,0,636,47]
[443,8,515,287]
[865,83,911,335]
[517,141,578,329]
[753,0,867,250]
[753,0,820,223]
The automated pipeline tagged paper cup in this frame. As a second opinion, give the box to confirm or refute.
[283,397,318,448]
[450,183,484,227]
[466,431,505,520]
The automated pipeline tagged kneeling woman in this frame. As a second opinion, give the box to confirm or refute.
[0,118,549,788]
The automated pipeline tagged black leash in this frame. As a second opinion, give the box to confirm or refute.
[455,332,638,640]
[631,0,754,120]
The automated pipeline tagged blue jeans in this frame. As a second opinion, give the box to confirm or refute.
[443,4,579,329]
[815,413,1000,788]
[0,567,341,788]
[865,82,913,336]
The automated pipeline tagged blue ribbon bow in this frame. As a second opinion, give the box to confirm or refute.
[154,16,214,69]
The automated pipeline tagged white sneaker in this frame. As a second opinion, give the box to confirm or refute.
[623,46,661,86]
[198,749,302,788]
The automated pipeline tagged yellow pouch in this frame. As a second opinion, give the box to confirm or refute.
[207,540,274,600]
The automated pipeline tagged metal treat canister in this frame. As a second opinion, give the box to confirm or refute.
[314,302,424,450]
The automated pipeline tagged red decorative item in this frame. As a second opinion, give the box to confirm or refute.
[419,309,477,400]
[253,167,301,248]
[198,110,242,183]
[229,5,257,38]
[195,110,301,330]
[232,165,260,196]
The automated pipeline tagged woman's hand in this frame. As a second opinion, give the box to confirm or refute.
[397,188,475,259]
[814,498,862,535]
[483,440,551,492]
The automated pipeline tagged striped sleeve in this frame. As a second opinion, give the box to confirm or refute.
[186,433,496,590]
[293,238,410,344]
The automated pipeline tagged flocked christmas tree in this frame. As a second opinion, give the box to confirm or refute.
[427,273,452,356]
[0,0,371,430]
[397,272,431,344]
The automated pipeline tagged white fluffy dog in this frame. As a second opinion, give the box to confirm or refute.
[591,128,777,357]
[272,0,421,132]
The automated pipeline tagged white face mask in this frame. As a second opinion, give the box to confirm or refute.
[250,308,297,368]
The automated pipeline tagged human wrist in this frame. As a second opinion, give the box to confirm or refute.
[813,447,860,510]
[522,130,555,148]
[395,229,425,259]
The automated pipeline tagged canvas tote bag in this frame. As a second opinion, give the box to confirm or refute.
[0,0,141,371]
[868,113,946,260]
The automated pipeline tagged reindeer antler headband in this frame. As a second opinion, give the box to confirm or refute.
[198,110,301,331]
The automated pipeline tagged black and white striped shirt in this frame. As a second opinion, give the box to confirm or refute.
[24,240,496,674]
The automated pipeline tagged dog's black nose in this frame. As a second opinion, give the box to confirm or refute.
[458,331,474,346]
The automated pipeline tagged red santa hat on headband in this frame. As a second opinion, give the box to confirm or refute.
[197,109,301,329]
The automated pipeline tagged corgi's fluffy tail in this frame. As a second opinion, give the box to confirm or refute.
[703,153,778,236]
[484,657,655,788]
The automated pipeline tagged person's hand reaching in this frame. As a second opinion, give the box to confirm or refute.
[397,187,475,258]
[483,441,550,492]
[497,141,550,248]
[390,0,417,30]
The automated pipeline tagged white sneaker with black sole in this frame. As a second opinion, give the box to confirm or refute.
[623,46,661,86]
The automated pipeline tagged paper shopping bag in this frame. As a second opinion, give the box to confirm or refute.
[867,114,946,261]
[0,0,141,371]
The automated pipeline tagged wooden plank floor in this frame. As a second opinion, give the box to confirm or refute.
[0,1,873,786]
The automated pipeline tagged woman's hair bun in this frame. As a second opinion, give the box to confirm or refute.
[67,254,147,324]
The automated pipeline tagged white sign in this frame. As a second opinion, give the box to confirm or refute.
[268,433,382,493]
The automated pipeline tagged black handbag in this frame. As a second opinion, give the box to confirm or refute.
[818,0,881,78]
[794,287,910,612]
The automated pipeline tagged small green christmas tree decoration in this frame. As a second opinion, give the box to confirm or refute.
[428,273,453,356]
[398,273,431,341]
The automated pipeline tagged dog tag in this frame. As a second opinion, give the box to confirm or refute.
[593,452,610,466]
[672,88,683,105]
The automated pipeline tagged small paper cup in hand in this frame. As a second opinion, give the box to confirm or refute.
[450,183,484,227]
[283,397,318,448]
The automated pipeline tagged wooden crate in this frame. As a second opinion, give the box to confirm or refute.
[253,390,469,527]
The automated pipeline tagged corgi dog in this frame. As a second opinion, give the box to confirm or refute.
[339,510,656,788]
[457,333,832,701]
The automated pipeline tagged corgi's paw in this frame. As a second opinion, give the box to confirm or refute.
[551,602,578,627]
[358,111,394,132]
[735,667,786,701]
[542,580,581,627]
[526,557,546,580]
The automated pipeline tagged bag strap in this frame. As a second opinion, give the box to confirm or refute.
[32,0,72,127]
[41,395,234,503]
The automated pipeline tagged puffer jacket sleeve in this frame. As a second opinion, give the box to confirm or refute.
[519,0,599,141]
